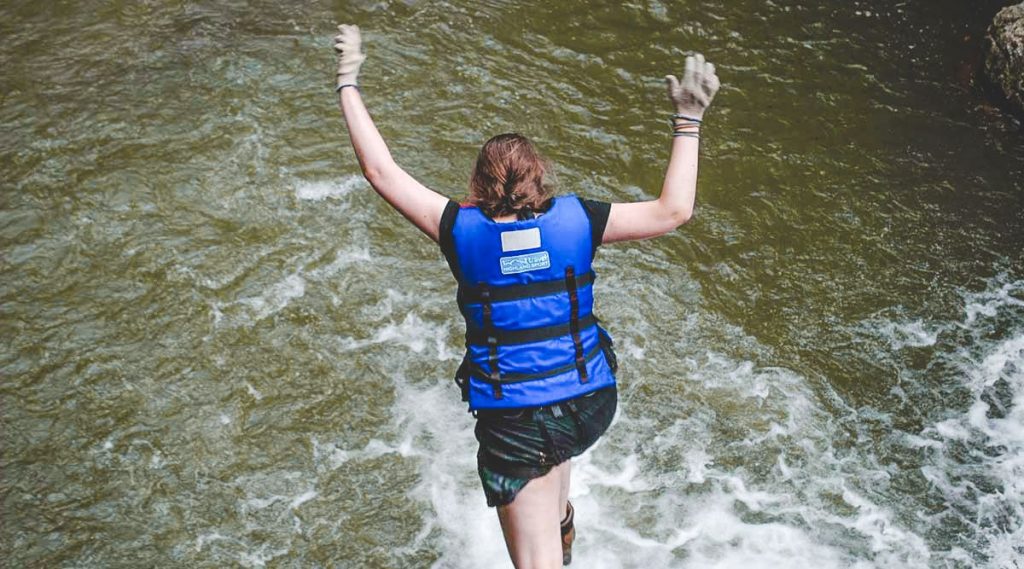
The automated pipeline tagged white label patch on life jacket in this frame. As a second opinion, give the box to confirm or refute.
[500,251,551,275]
[500,227,541,252]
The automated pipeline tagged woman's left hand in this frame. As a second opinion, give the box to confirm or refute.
[665,53,720,119]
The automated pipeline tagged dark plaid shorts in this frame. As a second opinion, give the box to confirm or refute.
[474,386,618,507]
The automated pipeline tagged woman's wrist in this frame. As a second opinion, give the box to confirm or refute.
[672,111,703,122]
[670,113,701,139]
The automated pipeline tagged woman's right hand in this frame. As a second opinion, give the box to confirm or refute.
[334,24,366,88]
[665,53,720,119]
[331,23,449,242]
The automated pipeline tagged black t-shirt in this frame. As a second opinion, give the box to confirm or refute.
[577,198,611,254]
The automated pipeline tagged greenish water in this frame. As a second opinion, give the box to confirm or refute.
[2,1,1023,567]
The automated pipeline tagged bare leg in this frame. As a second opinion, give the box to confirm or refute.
[557,459,571,520]
[557,460,575,565]
[497,461,569,569]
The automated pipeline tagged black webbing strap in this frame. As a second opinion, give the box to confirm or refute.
[454,356,471,402]
[480,287,502,399]
[468,342,603,384]
[465,313,597,346]
[565,267,589,383]
[459,272,594,304]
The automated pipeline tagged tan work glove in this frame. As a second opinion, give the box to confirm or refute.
[665,53,720,119]
[333,24,366,89]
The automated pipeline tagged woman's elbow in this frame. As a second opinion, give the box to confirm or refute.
[668,207,693,228]
[362,159,402,189]
[363,166,384,187]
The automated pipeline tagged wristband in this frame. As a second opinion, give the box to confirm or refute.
[335,83,360,93]
[671,113,702,123]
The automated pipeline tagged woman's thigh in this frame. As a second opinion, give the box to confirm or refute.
[496,461,567,569]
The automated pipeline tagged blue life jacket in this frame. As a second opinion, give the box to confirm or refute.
[439,195,618,410]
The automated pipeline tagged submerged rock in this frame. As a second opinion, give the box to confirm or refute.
[985,2,1024,115]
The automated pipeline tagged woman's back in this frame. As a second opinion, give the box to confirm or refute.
[441,194,616,410]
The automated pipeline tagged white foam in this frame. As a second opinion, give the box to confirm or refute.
[275,268,1024,567]
[308,246,372,280]
[294,176,364,201]
[884,319,941,349]
[964,279,1024,325]
[574,453,650,494]
[237,545,288,568]
[213,272,307,327]
[572,486,873,569]
[243,495,284,511]
[335,310,460,361]
[149,450,166,469]
[237,273,306,320]
[288,490,317,510]
[194,531,231,552]
[686,448,714,484]
[375,334,935,568]
[584,455,893,568]
[390,381,510,567]
[908,275,1024,566]
[193,530,288,568]
[311,436,412,472]
[838,487,931,559]
[176,248,274,292]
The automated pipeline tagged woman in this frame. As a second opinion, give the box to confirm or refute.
[332,25,719,569]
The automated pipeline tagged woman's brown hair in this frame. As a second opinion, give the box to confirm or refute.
[468,133,553,218]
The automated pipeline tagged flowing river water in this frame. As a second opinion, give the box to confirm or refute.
[3,1,1024,567]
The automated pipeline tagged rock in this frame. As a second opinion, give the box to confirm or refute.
[984,2,1024,115]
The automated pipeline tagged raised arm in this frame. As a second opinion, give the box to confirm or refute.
[603,54,720,244]
[334,25,448,242]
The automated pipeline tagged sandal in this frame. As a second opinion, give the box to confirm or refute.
[561,501,575,566]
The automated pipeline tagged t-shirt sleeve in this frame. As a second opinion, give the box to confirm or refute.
[438,200,461,280]
[577,198,611,254]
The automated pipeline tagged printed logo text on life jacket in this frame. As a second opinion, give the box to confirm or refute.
[500,251,551,274]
